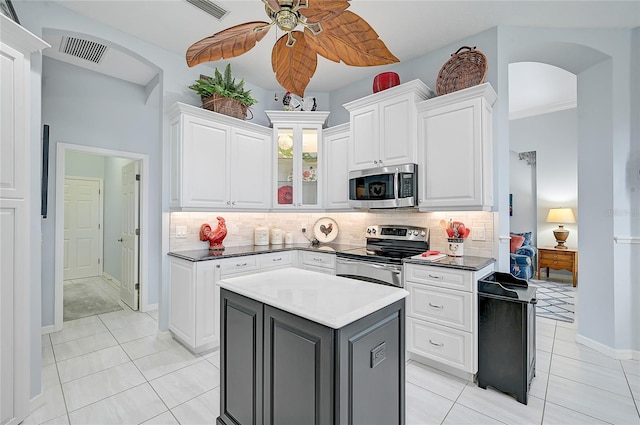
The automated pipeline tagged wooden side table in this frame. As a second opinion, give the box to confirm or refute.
[537,247,578,287]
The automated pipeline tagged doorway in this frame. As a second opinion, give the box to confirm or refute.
[54,143,150,331]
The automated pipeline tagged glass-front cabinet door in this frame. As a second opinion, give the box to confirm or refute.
[268,111,330,209]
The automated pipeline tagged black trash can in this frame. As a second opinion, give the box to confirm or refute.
[477,272,537,404]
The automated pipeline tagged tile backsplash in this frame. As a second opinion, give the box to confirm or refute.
[170,210,495,258]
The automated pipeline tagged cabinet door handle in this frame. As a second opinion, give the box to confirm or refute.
[226,201,231,205]
[373,160,378,164]
[232,201,236,205]
[236,262,248,267]
[429,340,444,347]
[313,257,322,262]
[379,159,383,164]
[273,258,282,262]
[428,303,444,309]
[428,274,443,280]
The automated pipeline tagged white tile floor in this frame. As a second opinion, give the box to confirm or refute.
[29,295,640,424]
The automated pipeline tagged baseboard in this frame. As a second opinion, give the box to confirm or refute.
[102,272,121,288]
[575,334,639,360]
[141,303,158,313]
[407,352,475,382]
[29,392,44,413]
[41,325,56,335]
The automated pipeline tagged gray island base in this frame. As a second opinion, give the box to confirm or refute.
[216,268,408,425]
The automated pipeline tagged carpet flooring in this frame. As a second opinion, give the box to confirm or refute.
[529,279,575,323]
[63,280,123,321]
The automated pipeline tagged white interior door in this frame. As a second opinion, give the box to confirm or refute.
[120,161,140,310]
[63,178,101,280]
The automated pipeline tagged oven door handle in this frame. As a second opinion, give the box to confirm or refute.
[337,259,401,274]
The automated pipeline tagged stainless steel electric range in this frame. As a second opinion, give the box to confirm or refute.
[336,225,429,287]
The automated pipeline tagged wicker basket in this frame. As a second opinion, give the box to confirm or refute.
[436,46,487,96]
[202,94,249,120]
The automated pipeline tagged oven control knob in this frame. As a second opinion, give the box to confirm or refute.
[421,231,426,236]
[371,228,377,234]
[366,228,371,234]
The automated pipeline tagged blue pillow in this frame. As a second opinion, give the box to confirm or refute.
[511,232,532,247]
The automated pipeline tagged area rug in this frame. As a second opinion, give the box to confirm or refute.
[64,281,122,321]
[529,279,575,323]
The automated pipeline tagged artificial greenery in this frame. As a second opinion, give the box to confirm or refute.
[189,64,258,107]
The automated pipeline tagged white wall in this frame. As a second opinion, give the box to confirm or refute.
[510,108,578,248]
[503,26,638,354]
[65,151,105,178]
[508,151,537,243]
[41,56,160,325]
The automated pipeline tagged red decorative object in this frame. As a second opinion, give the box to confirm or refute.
[373,72,400,93]
[278,185,293,204]
[199,217,228,250]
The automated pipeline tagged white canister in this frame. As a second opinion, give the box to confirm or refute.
[254,226,269,246]
[446,238,465,257]
[270,228,283,245]
[284,232,293,245]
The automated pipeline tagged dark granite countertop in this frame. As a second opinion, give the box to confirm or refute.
[403,255,495,272]
[168,243,362,262]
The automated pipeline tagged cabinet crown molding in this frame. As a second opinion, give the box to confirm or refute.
[1,15,50,52]
[343,79,435,111]
[265,110,330,126]
[168,102,271,135]
[417,83,497,111]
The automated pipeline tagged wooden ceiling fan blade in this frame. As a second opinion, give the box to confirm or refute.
[301,0,350,21]
[271,31,317,97]
[304,28,340,63]
[186,21,270,67]
[264,0,281,13]
[307,11,399,66]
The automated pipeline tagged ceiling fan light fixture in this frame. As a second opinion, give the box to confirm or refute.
[276,9,299,32]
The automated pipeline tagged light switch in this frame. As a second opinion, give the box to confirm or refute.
[471,227,486,241]
[175,225,187,238]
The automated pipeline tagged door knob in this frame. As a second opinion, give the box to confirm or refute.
[117,238,123,242]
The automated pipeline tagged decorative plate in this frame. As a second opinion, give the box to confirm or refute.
[313,217,338,243]
[277,185,293,204]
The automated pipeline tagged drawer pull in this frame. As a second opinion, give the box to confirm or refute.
[236,262,248,267]
[428,274,443,280]
[428,303,444,309]
[429,339,444,347]
[313,258,322,262]
[273,258,282,262]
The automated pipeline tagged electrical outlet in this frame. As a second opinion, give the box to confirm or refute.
[471,227,486,241]
[175,225,187,238]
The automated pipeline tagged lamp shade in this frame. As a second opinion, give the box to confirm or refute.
[546,208,576,224]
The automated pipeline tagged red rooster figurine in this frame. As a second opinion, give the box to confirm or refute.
[199,217,227,250]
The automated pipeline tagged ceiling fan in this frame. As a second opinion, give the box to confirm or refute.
[186,0,399,97]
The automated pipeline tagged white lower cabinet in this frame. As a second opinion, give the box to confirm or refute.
[405,263,493,376]
[300,251,336,274]
[169,250,306,353]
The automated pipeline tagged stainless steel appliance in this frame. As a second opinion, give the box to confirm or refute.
[336,225,429,287]
[348,163,418,209]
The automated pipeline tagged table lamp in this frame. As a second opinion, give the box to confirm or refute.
[546,208,576,249]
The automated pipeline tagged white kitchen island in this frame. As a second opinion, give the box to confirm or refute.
[217,268,408,425]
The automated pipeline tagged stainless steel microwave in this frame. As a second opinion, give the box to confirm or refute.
[348,163,418,209]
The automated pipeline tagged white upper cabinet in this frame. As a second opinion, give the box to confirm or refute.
[169,103,272,210]
[343,80,434,171]
[323,123,351,210]
[266,110,330,210]
[417,83,497,211]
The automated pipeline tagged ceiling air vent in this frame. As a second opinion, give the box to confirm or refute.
[60,37,108,64]
[185,0,229,20]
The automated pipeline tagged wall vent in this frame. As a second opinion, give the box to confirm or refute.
[60,37,108,64]
[185,0,229,20]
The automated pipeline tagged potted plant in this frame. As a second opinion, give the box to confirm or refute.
[189,63,257,120]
